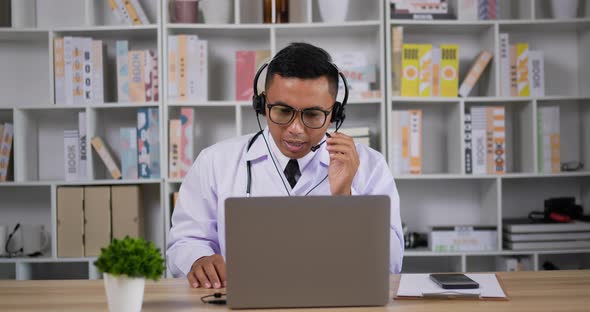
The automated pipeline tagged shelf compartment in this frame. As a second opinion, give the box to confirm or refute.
[0,186,52,258]
[533,0,590,20]
[465,100,535,174]
[499,20,590,97]
[88,106,161,180]
[497,0,534,20]
[391,101,462,174]
[537,98,590,175]
[16,261,88,280]
[396,179,499,234]
[166,28,270,101]
[0,263,16,280]
[312,0,381,23]
[89,0,160,27]
[0,109,14,182]
[466,254,534,272]
[538,252,590,270]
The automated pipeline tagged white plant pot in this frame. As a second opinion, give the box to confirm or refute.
[318,0,349,23]
[200,0,233,24]
[550,0,579,19]
[103,273,146,312]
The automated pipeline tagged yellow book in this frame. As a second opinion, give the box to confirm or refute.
[401,44,420,97]
[91,136,122,180]
[122,0,142,25]
[440,44,459,97]
[516,43,530,96]
[418,44,433,97]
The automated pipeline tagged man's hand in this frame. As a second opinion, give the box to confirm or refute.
[187,254,226,289]
[326,132,360,195]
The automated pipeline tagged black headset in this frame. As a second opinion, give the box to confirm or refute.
[251,62,349,131]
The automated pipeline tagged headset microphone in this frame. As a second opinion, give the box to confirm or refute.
[311,133,331,152]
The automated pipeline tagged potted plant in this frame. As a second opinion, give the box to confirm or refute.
[94,236,165,312]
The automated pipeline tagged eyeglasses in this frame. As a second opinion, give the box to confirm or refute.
[267,104,332,129]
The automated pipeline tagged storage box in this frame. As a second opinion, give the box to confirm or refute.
[430,225,498,252]
[83,186,111,257]
[111,185,144,239]
[57,187,84,257]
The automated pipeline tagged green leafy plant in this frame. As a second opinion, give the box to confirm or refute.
[94,236,165,281]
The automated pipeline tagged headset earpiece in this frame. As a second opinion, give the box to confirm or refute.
[331,101,343,123]
[252,93,266,116]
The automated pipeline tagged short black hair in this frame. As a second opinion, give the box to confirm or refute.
[265,42,339,99]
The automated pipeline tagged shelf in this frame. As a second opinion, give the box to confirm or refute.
[0,257,96,264]
[404,250,537,257]
[0,29,49,41]
[55,179,162,186]
[88,102,160,108]
[53,25,159,32]
[394,174,498,180]
[391,96,459,103]
[499,18,590,32]
[169,101,246,107]
[166,178,184,184]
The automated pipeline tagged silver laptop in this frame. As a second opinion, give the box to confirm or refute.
[225,195,390,309]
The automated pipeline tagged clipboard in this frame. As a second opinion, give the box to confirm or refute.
[394,273,510,301]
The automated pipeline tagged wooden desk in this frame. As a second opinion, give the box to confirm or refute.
[0,270,589,311]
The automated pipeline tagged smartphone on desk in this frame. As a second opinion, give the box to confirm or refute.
[429,273,479,289]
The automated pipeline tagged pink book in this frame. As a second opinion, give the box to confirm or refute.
[235,51,256,101]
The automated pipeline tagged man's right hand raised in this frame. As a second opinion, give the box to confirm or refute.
[187,254,226,289]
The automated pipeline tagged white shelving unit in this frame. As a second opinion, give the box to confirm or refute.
[385,0,590,273]
[0,0,588,280]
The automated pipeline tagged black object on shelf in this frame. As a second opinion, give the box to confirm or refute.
[0,0,11,27]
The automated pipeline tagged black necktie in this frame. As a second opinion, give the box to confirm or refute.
[284,159,301,188]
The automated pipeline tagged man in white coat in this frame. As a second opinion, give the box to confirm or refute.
[167,42,404,289]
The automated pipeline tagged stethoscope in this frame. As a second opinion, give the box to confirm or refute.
[245,127,329,197]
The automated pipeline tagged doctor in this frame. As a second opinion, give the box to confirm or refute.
[167,42,404,289]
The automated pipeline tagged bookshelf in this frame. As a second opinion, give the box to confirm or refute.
[0,0,588,280]
[385,0,590,273]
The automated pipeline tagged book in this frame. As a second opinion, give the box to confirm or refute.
[91,40,104,103]
[465,113,472,174]
[137,108,151,178]
[116,40,129,102]
[332,52,376,99]
[235,50,271,101]
[72,37,85,105]
[0,123,13,182]
[504,240,590,250]
[64,37,74,105]
[107,0,125,24]
[82,37,93,104]
[440,44,459,97]
[54,38,66,104]
[504,231,590,242]
[198,39,208,101]
[144,50,153,102]
[471,106,487,175]
[120,127,138,179]
[187,36,199,101]
[458,50,493,97]
[516,43,530,96]
[401,44,420,96]
[409,110,422,174]
[128,0,149,24]
[418,44,432,97]
[78,112,87,180]
[478,0,498,20]
[503,219,590,233]
[509,44,518,96]
[64,130,80,181]
[129,50,146,102]
[177,35,188,101]
[391,26,403,96]
[499,33,511,97]
[169,119,181,179]
[91,136,122,180]
[391,111,402,174]
[431,47,441,96]
[538,106,560,173]
[121,0,143,25]
[458,0,478,20]
[148,108,160,179]
[180,107,194,177]
[529,50,545,97]
[168,36,178,99]
[491,106,505,174]
[114,0,133,25]
[150,50,159,101]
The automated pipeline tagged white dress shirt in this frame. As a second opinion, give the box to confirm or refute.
[166,128,404,277]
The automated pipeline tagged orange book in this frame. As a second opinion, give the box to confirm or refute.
[409,110,422,174]
[177,35,188,101]
[128,50,146,102]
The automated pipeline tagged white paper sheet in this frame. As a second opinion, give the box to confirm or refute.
[396,274,507,298]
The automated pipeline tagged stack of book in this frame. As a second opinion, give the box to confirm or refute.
[498,34,545,97]
[116,40,159,103]
[537,106,560,173]
[503,218,590,250]
[168,35,209,102]
[0,122,13,182]
[390,110,422,174]
[457,0,499,20]
[169,107,194,179]
[332,52,381,100]
[54,37,105,105]
[107,0,150,25]
[465,106,506,175]
[63,112,88,181]
[390,0,455,20]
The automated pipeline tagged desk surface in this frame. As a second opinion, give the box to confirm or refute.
[0,270,589,311]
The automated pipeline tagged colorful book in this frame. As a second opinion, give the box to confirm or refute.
[458,50,493,97]
[529,51,545,97]
[129,50,146,102]
[148,108,160,179]
[516,43,530,96]
[169,119,181,179]
[0,123,13,182]
[91,136,122,180]
[150,50,159,101]
[178,35,188,101]
[137,108,150,178]
[509,44,518,96]
[431,47,441,97]
[116,40,129,102]
[72,37,85,105]
[180,108,194,177]
[465,113,472,174]
[401,44,420,97]
[64,37,74,105]
[409,110,422,174]
[64,130,80,181]
[491,106,505,174]
[440,44,459,97]
[78,112,87,180]
[128,0,149,24]
[107,0,125,24]
[144,50,154,102]
[54,38,66,105]
[391,26,403,96]
[418,44,433,97]
[122,0,144,25]
[120,127,138,179]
